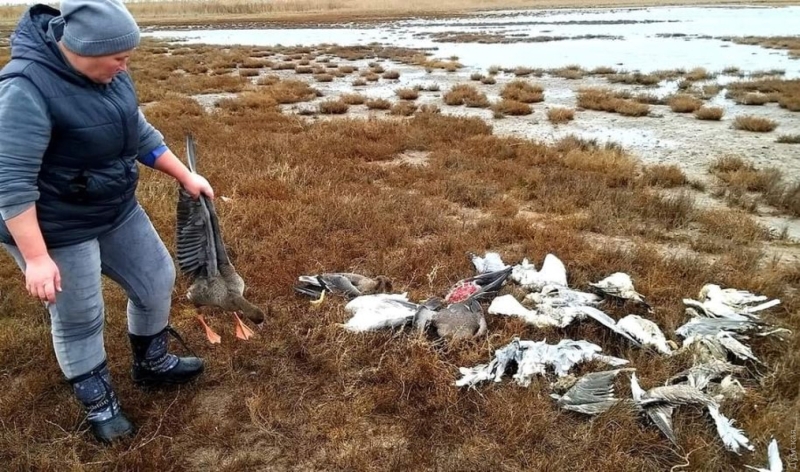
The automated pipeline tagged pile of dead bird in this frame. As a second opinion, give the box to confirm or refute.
[294,252,789,470]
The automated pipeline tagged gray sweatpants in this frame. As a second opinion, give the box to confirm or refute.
[2,203,176,379]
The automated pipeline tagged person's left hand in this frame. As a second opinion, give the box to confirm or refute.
[182,173,214,200]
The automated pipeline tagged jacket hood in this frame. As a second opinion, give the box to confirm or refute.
[9,4,92,85]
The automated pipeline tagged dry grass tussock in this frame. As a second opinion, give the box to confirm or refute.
[667,94,703,113]
[500,79,544,103]
[726,78,800,111]
[694,106,724,121]
[577,88,650,117]
[443,84,490,107]
[547,107,575,124]
[1,41,799,472]
[733,115,779,132]
[709,155,800,216]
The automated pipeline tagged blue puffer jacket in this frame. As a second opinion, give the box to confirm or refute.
[0,4,165,248]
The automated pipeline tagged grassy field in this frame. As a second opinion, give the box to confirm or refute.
[1,36,800,471]
[0,0,798,26]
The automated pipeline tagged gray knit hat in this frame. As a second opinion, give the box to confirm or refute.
[61,0,140,57]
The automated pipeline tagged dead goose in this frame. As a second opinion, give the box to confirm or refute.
[616,314,676,356]
[699,284,780,312]
[294,272,392,305]
[630,372,754,454]
[589,272,651,311]
[342,293,418,332]
[176,134,267,343]
[414,297,487,340]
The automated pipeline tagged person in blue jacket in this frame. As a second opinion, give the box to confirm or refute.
[0,1,213,443]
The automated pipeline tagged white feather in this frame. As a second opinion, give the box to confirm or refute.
[707,404,755,454]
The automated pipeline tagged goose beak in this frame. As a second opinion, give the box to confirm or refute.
[197,314,222,344]
[310,290,326,307]
[234,312,255,340]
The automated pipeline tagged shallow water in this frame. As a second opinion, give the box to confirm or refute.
[146,5,800,76]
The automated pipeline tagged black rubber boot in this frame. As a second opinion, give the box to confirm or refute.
[129,326,204,387]
[68,360,135,444]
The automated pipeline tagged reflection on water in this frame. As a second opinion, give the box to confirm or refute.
[145,6,800,76]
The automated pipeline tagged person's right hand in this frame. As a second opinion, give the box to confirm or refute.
[25,254,61,304]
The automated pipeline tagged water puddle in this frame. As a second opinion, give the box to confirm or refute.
[146,6,800,76]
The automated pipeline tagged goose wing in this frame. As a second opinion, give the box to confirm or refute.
[553,368,631,415]
[176,134,219,278]
[646,403,677,444]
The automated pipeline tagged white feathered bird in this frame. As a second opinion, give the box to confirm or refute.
[589,272,650,310]
[343,293,419,332]
[616,314,675,356]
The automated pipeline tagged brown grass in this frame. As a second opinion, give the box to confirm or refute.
[726,78,800,111]
[443,84,489,107]
[480,76,496,85]
[340,93,367,105]
[365,98,392,110]
[491,99,533,116]
[777,134,800,144]
[314,73,335,82]
[382,70,401,80]
[395,88,420,100]
[547,107,575,124]
[1,38,798,472]
[318,99,349,114]
[641,164,688,188]
[694,106,724,120]
[389,101,418,116]
[498,80,542,103]
[708,156,800,216]
[667,94,703,113]
[577,88,650,117]
[733,115,778,132]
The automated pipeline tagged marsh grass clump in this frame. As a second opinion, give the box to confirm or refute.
[710,155,781,192]
[607,72,661,86]
[365,98,392,110]
[733,115,778,132]
[444,84,489,107]
[668,94,703,113]
[340,93,366,105]
[258,79,318,104]
[395,88,419,100]
[382,70,401,80]
[694,106,724,120]
[777,134,800,144]
[641,164,689,188]
[491,99,532,117]
[389,101,418,116]
[577,88,650,117]
[547,107,575,124]
[318,99,349,114]
[470,72,484,81]
[480,76,496,85]
[314,73,335,82]
[551,65,584,80]
[500,80,544,103]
